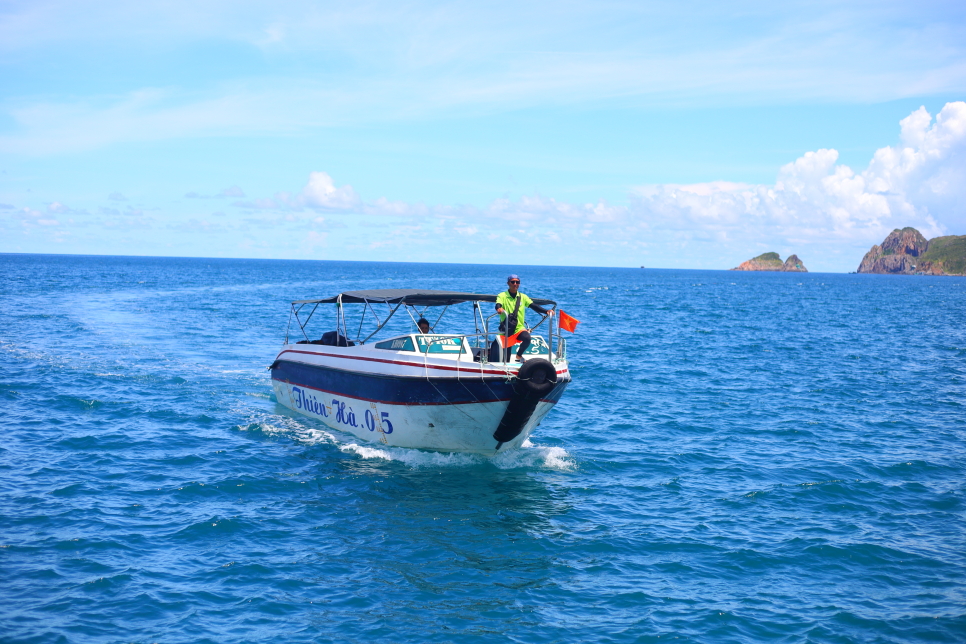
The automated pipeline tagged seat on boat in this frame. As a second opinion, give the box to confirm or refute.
[297,331,355,347]
[488,338,515,363]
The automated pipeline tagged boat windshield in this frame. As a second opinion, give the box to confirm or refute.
[373,335,467,354]
[371,333,551,361]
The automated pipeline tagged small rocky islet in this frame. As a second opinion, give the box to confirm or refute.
[724,228,964,275]
[857,227,966,276]
[730,252,808,272]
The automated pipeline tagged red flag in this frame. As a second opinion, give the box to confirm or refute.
[558,310,580,333]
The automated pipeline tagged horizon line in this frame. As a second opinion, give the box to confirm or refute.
[0,250,856,273]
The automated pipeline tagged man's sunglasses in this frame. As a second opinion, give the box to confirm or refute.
[508,280,520,284]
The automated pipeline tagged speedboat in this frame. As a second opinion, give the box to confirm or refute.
[269,289,571,454]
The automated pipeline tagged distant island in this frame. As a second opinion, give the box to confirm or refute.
[857,228,966,275]
[731,252,808,272]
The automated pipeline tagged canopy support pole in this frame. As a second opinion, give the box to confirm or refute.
[360,300,405,345]
[293,303,311,342]
[404,305,420,328]
[285,304,294,345]
[432,305,449,332]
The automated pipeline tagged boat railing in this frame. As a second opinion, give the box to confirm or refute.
[481,309,561,365]
[419,329,560,365]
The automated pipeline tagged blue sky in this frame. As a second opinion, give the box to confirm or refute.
[2,0,965,271]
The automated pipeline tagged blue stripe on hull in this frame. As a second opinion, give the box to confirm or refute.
[271,359,568,406]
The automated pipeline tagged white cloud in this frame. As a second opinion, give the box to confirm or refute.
[619,102,966,252]
[8,102,963,269]
[230,172,361,212]
[186,185,247,199]
[871,102,966,220]
[11,206,60,229]
[641,181,754,197]
[301,171,360,210]
[232,102,965,262]
[283,102,966,269]
[364,196,428,217]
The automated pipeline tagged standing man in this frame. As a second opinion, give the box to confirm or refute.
[495,274,553,361]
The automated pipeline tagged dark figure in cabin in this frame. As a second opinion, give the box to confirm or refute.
[417,318,431,334]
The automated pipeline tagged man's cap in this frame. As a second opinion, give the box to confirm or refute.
[507,274,520,282]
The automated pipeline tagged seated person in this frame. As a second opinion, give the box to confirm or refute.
[417,318,431,334]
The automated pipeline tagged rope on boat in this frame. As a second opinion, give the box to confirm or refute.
[452,341,501,424]
[422,339,481,424]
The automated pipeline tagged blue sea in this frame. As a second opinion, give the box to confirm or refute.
[2,254,964,643]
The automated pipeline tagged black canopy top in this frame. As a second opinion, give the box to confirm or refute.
[293,289,555,307]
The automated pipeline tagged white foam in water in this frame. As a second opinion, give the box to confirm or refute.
[339,442,483,468]
[241,408,575,471]
[492,438,576,471]
[336,436,576,471]
[236,408,336,445]
[262,420,345,450]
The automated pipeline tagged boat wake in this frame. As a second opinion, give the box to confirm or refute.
[338,437,575,471]
[242,410,575,472]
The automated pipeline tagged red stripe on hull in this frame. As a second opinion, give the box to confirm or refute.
[276,348,570,377]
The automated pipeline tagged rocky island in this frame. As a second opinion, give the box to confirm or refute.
[731,252,808,272]
[857,228,966,275]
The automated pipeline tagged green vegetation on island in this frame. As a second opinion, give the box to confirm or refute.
[920,236,966,275]
[754,252,782,264]
[857,228,966,275]
[731,252,807,272]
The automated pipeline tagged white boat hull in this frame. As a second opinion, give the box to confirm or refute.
[269,343,570,454]
[272,379,559,453]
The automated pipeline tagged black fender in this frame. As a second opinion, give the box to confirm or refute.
[493,358,557,445]
[514,358,557,396]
